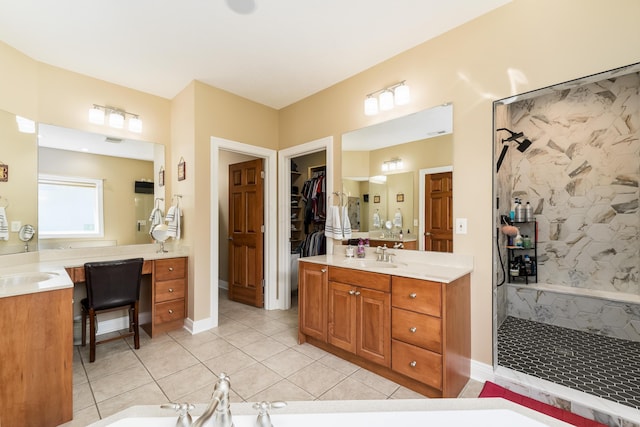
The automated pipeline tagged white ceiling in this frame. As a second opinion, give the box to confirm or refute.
[0,0,510,109]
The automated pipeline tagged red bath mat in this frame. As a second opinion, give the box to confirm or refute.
[479,381,607,426]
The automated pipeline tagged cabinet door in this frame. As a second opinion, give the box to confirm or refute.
[299,262,327,341]
[328,281,357,353]
[357,287,391,368]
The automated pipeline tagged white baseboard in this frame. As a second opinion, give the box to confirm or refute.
[219,279,229,290]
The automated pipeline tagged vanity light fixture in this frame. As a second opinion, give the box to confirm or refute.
[363,81,410,116]
[381,158,403,172]
[88,104,143,133]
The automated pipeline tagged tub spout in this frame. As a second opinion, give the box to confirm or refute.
[192,372,233,427]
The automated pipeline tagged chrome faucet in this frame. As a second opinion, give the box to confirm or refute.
[191,372,233,427]
[376,245,387,261]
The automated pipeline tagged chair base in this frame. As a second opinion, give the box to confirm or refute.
[81,301,140,363]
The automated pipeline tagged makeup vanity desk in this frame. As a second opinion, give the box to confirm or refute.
[63,250,188,338]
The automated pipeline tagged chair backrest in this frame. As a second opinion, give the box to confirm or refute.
[84,258,144,310]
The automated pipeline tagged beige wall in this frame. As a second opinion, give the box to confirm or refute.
[1,0,639,367]
[38,148,153,247]
[278,0,640,364]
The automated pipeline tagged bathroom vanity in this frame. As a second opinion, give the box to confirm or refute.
[298,249,472,398]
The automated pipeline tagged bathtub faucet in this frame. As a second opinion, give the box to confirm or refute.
[191,372,233,427]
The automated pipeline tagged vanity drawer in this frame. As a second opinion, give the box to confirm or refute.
[392,339,442,390]
[329,266,390,292]
[155,258,186,281]
[155,278,186,303]
[154,300,185,324]
[392,276,441,317]
[392,308,441,353]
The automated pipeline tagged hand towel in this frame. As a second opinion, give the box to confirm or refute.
[372,211,381,229]
[341,206,352,240]
[393,210,403,228]
[165,205,181,240]
[324,205,343,240]
[148,207,164,235]
[0,207,8,241]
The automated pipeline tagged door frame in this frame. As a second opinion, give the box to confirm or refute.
[418,165,453,251]
[211,137,278,315]
[278,136,333,310]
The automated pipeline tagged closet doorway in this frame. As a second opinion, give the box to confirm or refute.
[278,137,333,310]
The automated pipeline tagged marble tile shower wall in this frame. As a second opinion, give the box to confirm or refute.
[506,72,639,295]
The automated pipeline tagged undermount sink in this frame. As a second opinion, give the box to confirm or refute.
[343,259,401,269]
[0,271,59,286]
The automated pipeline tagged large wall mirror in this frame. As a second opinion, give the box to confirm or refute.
[0,114,165,255]
[341,104,453,249]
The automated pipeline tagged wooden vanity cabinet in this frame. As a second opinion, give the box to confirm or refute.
[145,257,188,337]
[0,288,73,427]
[391,275,470,397]
[328,266,391,368]
[298,262,328,342]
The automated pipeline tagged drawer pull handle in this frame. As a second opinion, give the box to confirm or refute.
[355,291,361,296]
[409,293,417,299]
[410,361,417,367]
[321,269,327,273]
[168,309,174,314]
[409,327,417,333]
[169,267,174,271]
[168,288,174,292]
[349,290,356,295]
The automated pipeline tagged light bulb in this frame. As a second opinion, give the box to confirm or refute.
[364,96,378,116]
[108,111,125,129]
[128,116,143,133]
[379,90,394,111]
[89,106,105,125]
[394,84,410,105]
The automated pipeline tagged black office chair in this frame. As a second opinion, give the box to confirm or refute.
[81,258,144,362]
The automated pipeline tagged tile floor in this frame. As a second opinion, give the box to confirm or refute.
[60,291,483,426]
[498,316,640,410]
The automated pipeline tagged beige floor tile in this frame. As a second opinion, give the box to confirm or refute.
[183,336,238,362]
[157,363,217,401]
[77,334,132,364]
[241,337,289,361]
[349,368,400,396]
[262,347,315,377]
[251,318,292,336]
[137,340,200,380]
[389,386,428,399]
[97,382,168,419]
[248,379,314,402]
[287,362,346,397]
[72,380,95,412]
[83,349,144,381]
[227,363,283,400]
[291,342,330,360]
[319,377,387,401]
[318,353,360,376]
[269,327,300,347]
[91,364,155,403]
[224,329,267,348]
[59,404,100,427]
[73,360,88,386]
[203,348,258,376]
[211,321,253,338]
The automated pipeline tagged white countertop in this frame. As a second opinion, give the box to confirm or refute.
[300,246,473,283]
[0,243,189,299]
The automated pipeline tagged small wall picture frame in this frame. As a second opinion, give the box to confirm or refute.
[396,193,404,203]
[158,166,165,187]
[373,195,380,204]
[177,157,186,181]
[0,163,7,182]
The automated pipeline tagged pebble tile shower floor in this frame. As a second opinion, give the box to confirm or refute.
[498,316,640,410]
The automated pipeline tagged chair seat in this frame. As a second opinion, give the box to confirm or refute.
[81,296,136,312]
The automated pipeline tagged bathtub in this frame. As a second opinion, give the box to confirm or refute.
[90,399,573,426]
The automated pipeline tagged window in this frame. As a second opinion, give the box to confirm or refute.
[38,174,104,239]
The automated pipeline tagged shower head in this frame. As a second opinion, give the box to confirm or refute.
[496,128,524,142]
[517,138,532,152]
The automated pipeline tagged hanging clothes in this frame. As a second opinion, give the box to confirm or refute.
[301,171,326,233]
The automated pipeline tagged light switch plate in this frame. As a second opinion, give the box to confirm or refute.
[455,218,468,234]
[413,219,418,226]
[11,221,21,232]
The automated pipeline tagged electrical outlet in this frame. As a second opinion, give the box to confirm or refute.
[455,218,468,234]
[413,219,418,226]
[11,221,21,232]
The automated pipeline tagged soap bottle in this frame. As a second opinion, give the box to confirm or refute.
[514,229,523,247]
[515,200,525,222]
[510,198,518,221]
[357,239,365,258]
[524,201,534,222]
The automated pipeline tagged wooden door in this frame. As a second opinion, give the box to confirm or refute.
[298,262,327,342]
[357,287,391,367]
[424,172,453,252]
[228,159,264,307]
[328,281,357,353]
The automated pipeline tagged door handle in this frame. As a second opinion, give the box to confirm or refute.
[409,292,417,299]
[228,236,233,240]
[349,290,356,295]
[321,268,326,273]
